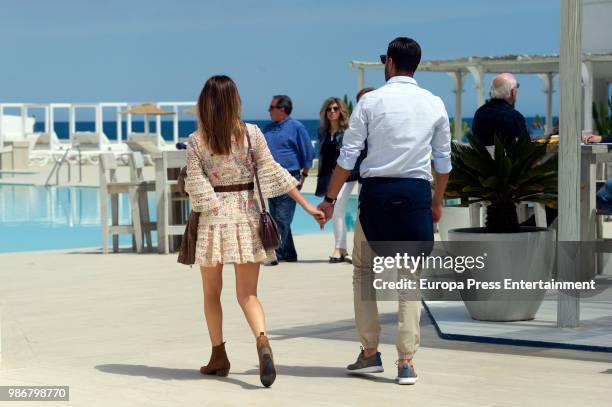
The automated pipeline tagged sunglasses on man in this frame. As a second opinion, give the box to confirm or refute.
[380,54,387,64]
[268,105,282,111]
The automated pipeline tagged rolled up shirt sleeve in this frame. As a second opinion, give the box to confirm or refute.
[337,99,368,171]
[431,99,452,174]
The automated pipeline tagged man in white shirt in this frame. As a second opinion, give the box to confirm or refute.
[318,37,452,385]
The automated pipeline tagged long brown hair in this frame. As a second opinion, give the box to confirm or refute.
[318,97,349,134]
[197,75,244,155]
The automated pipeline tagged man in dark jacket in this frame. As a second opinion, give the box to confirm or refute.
[472,73,528,146]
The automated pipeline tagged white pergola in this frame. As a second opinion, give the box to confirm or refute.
[350,53,612,138]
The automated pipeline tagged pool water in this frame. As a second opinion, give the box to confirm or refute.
[0,185,357,253]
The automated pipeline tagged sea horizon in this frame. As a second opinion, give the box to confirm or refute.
[33,116,558,142]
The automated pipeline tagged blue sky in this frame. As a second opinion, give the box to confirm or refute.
[1,0,560,119]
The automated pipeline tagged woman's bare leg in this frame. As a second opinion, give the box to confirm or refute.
[200,264,224,346]
[234,262,266,336]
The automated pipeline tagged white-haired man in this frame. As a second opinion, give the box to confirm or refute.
[472,73,528,146]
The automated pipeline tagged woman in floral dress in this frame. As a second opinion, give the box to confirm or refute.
[185,75,325,387]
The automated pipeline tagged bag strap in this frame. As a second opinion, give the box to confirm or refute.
[244,123,267,214]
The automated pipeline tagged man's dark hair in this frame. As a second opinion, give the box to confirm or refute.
[273,95,293,115]
[387,37,421,74]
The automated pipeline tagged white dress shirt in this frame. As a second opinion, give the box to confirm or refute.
[337,76,452,181]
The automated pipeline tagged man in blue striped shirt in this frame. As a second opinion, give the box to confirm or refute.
[263,95,314,264]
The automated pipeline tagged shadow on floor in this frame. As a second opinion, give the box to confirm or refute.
[236,365,395,384]
[94,364,261,390]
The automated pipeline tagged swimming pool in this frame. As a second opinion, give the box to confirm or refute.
[0,185,357,253]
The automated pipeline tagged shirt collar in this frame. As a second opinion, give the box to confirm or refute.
[386,75,418,86]
[272,116,291,127]
[489,98,511,106]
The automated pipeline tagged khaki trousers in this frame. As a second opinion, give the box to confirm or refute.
[352,214,421,360]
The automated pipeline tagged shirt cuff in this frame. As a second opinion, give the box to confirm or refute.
[302,159,313,169]
[433,157,452,174]
[337,151,358,171]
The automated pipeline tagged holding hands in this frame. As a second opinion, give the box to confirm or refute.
[304,203,327,229]
[317,200,334,227]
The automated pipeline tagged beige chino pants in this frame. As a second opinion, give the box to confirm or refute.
[352,213,421,360]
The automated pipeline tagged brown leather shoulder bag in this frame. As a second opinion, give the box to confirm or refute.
[244,124,282,251]
[177,139,200,266]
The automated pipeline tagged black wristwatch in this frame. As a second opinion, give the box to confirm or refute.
[301,171,309,178]
[324,195,337,205]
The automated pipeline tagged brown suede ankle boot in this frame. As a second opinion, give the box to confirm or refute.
[256,332,276,387]
[200,342,230,377]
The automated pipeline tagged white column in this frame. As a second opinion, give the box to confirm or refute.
[155,111,162,148]
[357,68,365,91]
[49,106,55,151]
[21,106,27,138]
[127,109,133,135]
[558,0,582,328]
[467,65,485,107]
[173,106,179,144]
[449,71,465,141]
[144,114,150,136]
[94,105,101,134]
[582,61,594,131]
[44,105,50,134]
[95,104,103,150]
[69,105,76,144]
[538,73,555,134]
[116,107,123,143]
[156,104,162,146]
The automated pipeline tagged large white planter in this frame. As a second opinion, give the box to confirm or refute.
[438,206,472,241]
[447,227,556,321]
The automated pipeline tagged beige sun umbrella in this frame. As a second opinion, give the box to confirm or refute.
[122,103,175,116]
[122,103,175,136]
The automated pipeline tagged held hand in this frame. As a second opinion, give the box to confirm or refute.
[317,201,334,225]
[313,209,326,229]
[432,201,443,224]
[305,203,326,229]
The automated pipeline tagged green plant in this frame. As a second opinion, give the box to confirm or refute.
[450,118,469,141]
[446,132,557,233]
[593,97,612,136]
[343,94,354,116]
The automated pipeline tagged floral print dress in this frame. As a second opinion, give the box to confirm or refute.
[184,123,299,266]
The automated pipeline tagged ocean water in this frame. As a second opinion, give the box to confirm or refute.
[33,117,556,144]
[33,120,322,143]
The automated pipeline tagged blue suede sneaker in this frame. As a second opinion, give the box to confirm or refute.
[346,347,384,374]
[396,362,418,385]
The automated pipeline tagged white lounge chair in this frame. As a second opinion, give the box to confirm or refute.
[32,132,66,151]
[126,132,176,162]
[72,132,113,151]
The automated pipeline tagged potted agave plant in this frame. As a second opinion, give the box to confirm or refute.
[444,131,558,321]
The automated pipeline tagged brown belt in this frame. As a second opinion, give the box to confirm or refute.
[213,182,255,193]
